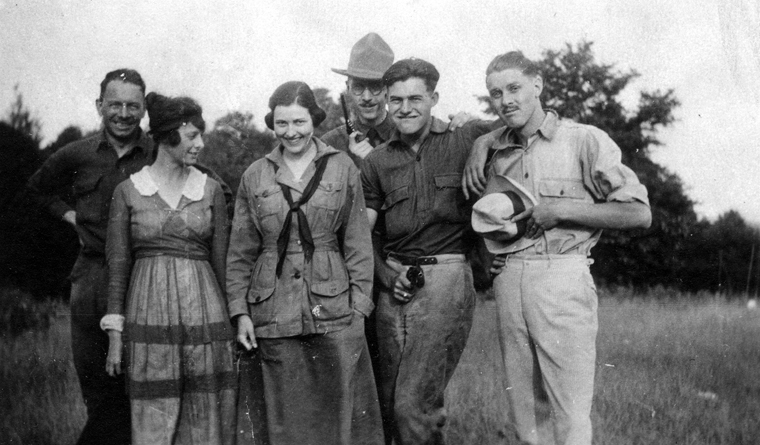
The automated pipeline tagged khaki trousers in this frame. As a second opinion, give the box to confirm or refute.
[494,255,598,445]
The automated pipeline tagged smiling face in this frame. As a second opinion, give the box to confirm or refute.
[387,77,438,138]
[166,123,204,166]
[347,77,387,125]
[97,80,145,143]
[486,68,543,131]
[273,103,315,157]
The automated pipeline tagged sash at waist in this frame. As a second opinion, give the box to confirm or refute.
[261,237,340,253]
[134,250,209,261]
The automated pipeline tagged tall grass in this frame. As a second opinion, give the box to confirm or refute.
[444,288,760,444]
[2,287,759,444]
[0,300,85,445]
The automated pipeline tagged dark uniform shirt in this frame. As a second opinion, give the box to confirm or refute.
[26,129,232,256]
[320,114,396,167]
[361,118,492,258]
[26,130,155,256]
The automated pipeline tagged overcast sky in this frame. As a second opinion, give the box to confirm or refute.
[1,0,758,223]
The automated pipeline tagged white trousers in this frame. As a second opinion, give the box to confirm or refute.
[494,255,598,445]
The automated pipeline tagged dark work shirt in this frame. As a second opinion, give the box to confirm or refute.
[26,130,155,256]
[361,117,493,258]
[26,129,233,256]
[320,114,396,167]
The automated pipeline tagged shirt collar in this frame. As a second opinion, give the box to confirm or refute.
[265,137,339,166]
[96,128,152,155]
[130,165,207,202]
[354,113,395,142]
[491,109,559,150]
[387,116,448,149]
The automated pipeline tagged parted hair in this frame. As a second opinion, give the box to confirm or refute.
[99,69,146,99]
[145,92,205,146]
[382,58,440,92]
[486,51,541,77]
[264,81,327,130]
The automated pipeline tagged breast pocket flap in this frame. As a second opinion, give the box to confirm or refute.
[538,180,585,199]
[311,279,349,297]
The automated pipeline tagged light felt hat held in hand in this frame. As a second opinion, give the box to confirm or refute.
[472,174,539,254]
[331,32,394,80]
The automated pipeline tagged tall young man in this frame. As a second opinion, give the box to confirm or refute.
[361,58,493,445]
[467,52,651,445]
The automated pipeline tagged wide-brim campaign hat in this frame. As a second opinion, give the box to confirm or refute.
[472,174,539,254]
[331,33,394,80]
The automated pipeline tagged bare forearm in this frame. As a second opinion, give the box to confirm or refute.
[554,201,651,230]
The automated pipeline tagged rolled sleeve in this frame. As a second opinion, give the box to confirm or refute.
[583,128,650,207]
[225,175,262,319]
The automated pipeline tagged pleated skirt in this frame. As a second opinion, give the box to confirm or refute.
[124,255,237,445]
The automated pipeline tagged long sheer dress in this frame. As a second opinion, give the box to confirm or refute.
[107,166,236,445]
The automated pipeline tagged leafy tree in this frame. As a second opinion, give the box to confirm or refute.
[42,125,83,157]
[199,111,276,196]
[6,84,43,145]
[479,41,697,289]
[313,87,343,137]
[0,122,78,298]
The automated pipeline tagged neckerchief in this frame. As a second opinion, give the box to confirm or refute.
[274,155,329,276]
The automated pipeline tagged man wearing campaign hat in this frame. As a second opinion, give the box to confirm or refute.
[322,32,480,166]
[466,52,651,445]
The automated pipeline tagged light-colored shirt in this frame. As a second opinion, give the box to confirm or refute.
[486,110,649,256]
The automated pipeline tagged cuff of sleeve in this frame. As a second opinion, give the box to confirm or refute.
[100,314,125,332]
[227,299,249,320]
[352,293,375,317]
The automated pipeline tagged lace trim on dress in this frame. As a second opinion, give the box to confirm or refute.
[130,166,207,202]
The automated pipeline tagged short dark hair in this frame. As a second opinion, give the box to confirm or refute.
[486,51,540,77]
[145,92,205,146]
[264,81,327,130]
[99,69,146,99]
[382,58,440,92]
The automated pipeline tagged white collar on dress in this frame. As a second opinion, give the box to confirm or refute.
[130,165,207,202]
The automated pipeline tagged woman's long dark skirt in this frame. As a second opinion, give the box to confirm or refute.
[252,316,384,445]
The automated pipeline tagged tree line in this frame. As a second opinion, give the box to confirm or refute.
[1,41,758,300]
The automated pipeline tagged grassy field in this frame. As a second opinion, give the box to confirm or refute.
[2,288,759,444]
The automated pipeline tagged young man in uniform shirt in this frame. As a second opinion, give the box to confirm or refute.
[465,51,651,445]
[361,58,494,445]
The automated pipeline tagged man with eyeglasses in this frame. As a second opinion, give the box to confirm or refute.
[322,32,477,166]
[26,68,231,445]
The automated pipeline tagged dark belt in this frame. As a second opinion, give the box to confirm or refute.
[387,253,438,266]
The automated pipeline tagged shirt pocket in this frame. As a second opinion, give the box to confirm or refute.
[311,181,343,211]
[73,174,104,222]
[246,253,278,326]
[538,179,586,203]
[308,250,352,322]
[254,186,283,235]
[381,185,410,237]
[432,173,467,221]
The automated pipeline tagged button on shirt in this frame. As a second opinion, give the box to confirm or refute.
[26,130,154,255]
[362,118,493,257]
[486,110,650,256]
